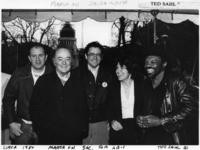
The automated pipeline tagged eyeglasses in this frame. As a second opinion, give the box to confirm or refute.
[87,53,102,57]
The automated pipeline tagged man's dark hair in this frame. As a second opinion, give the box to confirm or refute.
[116,55,138,76]
[145,45,168,63]
[29,44,47,55]
[85,41,104,55]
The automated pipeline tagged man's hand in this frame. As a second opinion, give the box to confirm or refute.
[144,115,162,127]
[111,120,123,131]
[9,122,23,138]
[137,115,162,128]
[137,116,146,128]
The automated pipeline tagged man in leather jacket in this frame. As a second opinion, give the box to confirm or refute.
[2,44,52,144]
[137,48,196,144]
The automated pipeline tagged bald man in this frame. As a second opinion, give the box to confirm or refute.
[30,48,88,145]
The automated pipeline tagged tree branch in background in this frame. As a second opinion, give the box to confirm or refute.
[39,18,55,43]
[2,23,19,45]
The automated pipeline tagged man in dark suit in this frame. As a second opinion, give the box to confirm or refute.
[80,42,112,144]
[2,44,52,144]
[30,47,88,144]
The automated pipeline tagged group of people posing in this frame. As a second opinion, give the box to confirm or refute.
[2,41,198,145]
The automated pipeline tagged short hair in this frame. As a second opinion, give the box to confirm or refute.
[145,45,167,63]
[85,41,104,55]
[29,44,46,55]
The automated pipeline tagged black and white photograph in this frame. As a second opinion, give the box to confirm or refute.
[0,0,199,149]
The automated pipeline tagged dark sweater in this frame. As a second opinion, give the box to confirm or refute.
[30,69,88,138]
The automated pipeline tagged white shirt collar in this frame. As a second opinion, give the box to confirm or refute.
[121,79,135,119]
[56,71,71,82]
[87,65,99,80]
[31,66,46,84]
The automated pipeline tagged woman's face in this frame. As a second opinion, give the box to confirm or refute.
[115,62,131,82]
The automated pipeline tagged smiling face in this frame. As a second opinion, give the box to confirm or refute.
[85,47,102,69]
[53,48,72,76]
[144,55,167,79]
[28,47,47,70]
[115,63,131,82]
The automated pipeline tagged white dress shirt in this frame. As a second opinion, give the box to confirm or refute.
[88,65,99,81]
[31,67,45,85]
[56,71,71,86]
[120,80,135,119]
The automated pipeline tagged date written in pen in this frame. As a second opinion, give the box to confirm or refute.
[158,145,188,150]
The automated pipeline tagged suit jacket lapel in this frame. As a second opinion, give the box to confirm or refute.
[114,81,122,119]
[25,65,34,86]
[96,65,103,84]
[119,79,139,118]
[133,78,142,117]
[83,64,95,85]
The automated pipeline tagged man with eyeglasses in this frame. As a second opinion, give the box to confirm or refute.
[30,48,88,144]
[79,41,112,144]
